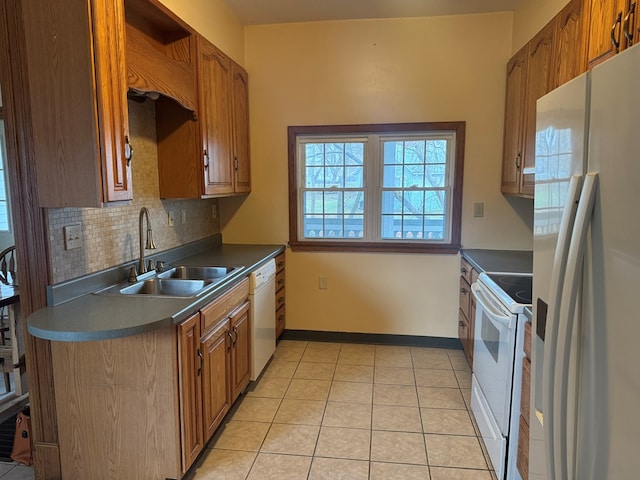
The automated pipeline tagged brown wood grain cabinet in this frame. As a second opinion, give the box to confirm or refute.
[178,313,204,470]
[458,258,477,366]
[517,321,533,480]
[554,0,588,87]
[156,36,251,199]
[50,278,250,479]
[501,45,528,196]
[275,253,286,339]
[585,0,638,68]
[20,0,133,207]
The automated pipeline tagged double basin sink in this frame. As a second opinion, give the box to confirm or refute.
[97,266,243,298]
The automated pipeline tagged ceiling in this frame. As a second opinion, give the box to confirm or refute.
[222,0,520,25]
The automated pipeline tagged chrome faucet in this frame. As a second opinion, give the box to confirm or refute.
[138,207,157,274]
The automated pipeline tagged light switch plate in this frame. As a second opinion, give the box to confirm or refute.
[473,202,484,218]
[63,224,83,250]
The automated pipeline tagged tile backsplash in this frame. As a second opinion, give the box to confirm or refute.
[47,99,220,284]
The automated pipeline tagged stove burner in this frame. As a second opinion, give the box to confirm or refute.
[485,273,533,305]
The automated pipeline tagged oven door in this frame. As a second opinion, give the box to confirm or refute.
[471,282,518,434]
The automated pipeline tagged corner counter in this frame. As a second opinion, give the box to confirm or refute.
[461,249,533,274]
[27,239,285,341]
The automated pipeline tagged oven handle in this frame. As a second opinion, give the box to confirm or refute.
[471,283,513,329]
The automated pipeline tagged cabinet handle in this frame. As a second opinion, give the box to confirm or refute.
[278,278,285,286]
[124,136,133,166]
[204,150,209,169]
[460,288,468,294]
[515,152,521,169]
[197,349,204,377]
[232,326,239,345]
[459,321,465,327]
[611,11,623,53]
[624,3,636,45]
[234,156,239,171]
[227,331,233,350]
[277,296,285,304]
[278,314,285,322]
[460,268,468,274]
[277,261,285,268]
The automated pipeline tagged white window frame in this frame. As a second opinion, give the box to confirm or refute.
[288,122,465,254]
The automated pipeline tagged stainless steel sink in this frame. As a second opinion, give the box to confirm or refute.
[157,265,242,280]
[119,278,214,297]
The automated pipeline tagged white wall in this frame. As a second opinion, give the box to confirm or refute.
[220,13,534,338]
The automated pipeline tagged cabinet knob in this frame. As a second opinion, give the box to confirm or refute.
[459,321,465,327]
[460,288,468,294]
[461,268,468,274]
[204,150,209,168]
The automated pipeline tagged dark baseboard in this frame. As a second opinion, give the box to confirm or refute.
[280,330,462,350]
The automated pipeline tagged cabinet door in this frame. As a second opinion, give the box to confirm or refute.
[521,20,556,197]
[177,313,203,471]
[231,62,251,194]
[21,0,132,206]
[199,38,234,195]
[501,45,528,195]
[230,301,251,401]
[554,0,587,87]
[201,318,231,441]
[585,0,628,68]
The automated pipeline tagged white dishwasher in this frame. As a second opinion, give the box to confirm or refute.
[249,259,276,380]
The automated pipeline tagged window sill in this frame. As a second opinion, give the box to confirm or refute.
[289,240,461,254]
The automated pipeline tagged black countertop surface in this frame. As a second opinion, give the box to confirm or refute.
[461,249,533,274]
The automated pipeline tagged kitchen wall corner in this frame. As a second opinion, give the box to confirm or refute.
[47,99,220,284]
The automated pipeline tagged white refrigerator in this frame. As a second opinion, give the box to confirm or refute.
[530,42,640,479]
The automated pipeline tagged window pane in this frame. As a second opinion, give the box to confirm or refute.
[424,215,445,239]
[425,190,446,215]
[383,165,402,187]
[345,166,363,188]
[403,191,424,214]
[381,190,402,215]
[325,166,344,187]
[305,167,324,187]
[305,143,324,166]
[425,164,446,187]
[323,191,342,214]
[344,191,364,214]
[326,143,345,166]
[405,140,425,164]
[404,164,424,188]
[383,141,403,164]
[345,217,364,238]
[345,143,364,165]
[304,191,324,214]
[426,139,447,163]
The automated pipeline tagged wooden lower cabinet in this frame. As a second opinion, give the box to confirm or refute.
[178,313,204,469]
[201,317,231,441]
[275,252,286,339]
[458,257,477,366]
[229,301,251,401]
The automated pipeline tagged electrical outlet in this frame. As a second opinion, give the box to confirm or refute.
[168,211,175,227]
[181,209,187,224]
[473,202,485,218]
[63,224,83,250]
[318,276,328,290]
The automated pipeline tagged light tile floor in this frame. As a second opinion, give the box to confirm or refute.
[185,340,497,480]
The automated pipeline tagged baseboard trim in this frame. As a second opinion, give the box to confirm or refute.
[280,330,462,350]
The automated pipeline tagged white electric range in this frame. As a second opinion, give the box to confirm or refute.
[471,272,532,480]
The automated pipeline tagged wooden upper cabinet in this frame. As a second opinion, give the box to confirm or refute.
[231,64,251,194]
[156,35,251,199]
[20,0,133,207]
[521,19,557,197]
[200,38,234,195]
[554,0,588,87]
[585,0,630,68]
[501,45,528,196]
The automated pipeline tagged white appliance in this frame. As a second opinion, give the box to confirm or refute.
[530,43,640,479]
[249,259,276,381]
[471,272,532,480]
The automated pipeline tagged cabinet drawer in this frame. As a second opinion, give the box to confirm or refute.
[459,277,471,317]
[276,304,285,338]
[524,321,532,359]
[520,356,531,425]
[275,269,285,291]
[470,267,479,285]
[517,414,530,479]
[275,252,285,272]
[201,278,249,333]
[275,287,286,309]
[460,257,474,284]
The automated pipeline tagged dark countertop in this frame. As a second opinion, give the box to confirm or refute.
[461,249,533,274]
[27,238,285,342]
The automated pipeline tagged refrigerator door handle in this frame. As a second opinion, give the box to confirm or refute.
[542,174,583,480]
[553,172,598,480]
